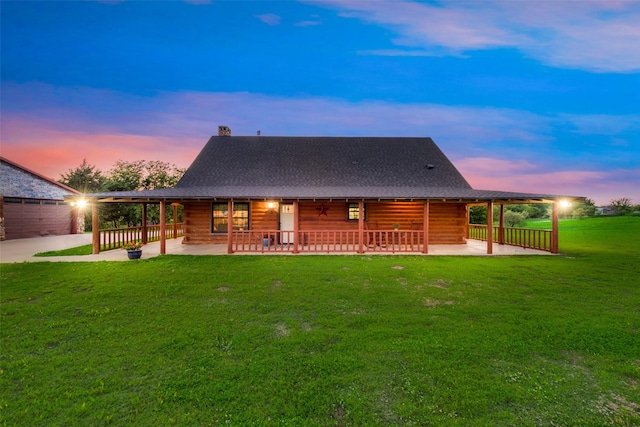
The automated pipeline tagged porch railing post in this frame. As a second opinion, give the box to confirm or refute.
[498,204,505,245]
[551,200,559,254]
[92,201,100,254]
[227,201,234,254]
[293,201,300,254]
[487,201,493,254]
[172,203,178,239]
[423,200,429,254]
[159,200,166,255]
[141,203,148,244]
[358,201,364,254]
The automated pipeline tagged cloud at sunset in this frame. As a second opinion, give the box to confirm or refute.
[456,157,639,205]
[2,82,637,205]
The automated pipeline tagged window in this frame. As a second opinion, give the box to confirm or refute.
[212,202,250,233]
[347,203,365,220]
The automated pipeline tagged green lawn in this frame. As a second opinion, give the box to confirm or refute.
[1,217,639,426]
[34,244,94,257]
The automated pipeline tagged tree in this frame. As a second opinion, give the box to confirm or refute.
[142,160,185,190]
[569,198,596,218]
[610,198,633,215]
[106,160,185,192]
[503,209,528,227]
[58,159,106,193]
[102,160,186,227]
[469,206,487,224]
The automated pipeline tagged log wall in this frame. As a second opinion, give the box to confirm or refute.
[182,200,468,245]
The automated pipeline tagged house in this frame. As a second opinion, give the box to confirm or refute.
[0,157,81,240]
[75,127,584,255]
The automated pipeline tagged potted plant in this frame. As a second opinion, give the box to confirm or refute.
[121,241,144,259]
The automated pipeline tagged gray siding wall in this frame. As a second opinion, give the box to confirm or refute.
[0,160,75,200]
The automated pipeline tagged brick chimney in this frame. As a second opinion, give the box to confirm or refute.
[218,126,231,136]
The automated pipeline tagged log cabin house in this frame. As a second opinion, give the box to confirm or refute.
[75,126,583,255]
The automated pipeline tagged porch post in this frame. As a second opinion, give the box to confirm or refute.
[172,203,179,239]
[227,201,233,254]
[498,204,505,245]
[159,200,166,255]
[92,202,100,254]
[551,201,559,254]
[141,203,148,244]
[423,200,429,254]
[357,201,364,254]
[487,201,493,254]
[293,201,300,254]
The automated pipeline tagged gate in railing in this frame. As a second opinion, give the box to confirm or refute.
[468,224,552,252]
[100,223,184,251]
[231,230,425,254]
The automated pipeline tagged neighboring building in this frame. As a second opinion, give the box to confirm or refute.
[0,157,81,240]
[77,127,584,255]
[596,206,617,215]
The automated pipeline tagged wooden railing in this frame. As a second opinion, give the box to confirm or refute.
[231,230,425,254]
[100,223,184,251]
[362,230,425,253]
[468,224,552,252]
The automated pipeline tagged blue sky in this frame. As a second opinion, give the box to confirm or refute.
[2,0,639,205]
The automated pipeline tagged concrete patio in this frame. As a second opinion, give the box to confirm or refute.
[0,234,553,263]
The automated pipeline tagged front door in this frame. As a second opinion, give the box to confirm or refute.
[280,203,294,244]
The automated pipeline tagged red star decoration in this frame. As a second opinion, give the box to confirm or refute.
[317,203,329,216]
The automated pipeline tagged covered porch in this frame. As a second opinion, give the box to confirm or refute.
[85,198,564,256]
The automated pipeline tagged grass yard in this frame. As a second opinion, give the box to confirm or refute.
[1,217,639,426]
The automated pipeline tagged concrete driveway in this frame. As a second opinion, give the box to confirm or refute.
[0,234,187,263]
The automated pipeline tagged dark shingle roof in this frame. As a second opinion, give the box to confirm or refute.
[177,136,472,190]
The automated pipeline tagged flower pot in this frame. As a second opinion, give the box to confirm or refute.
[127,250,142,260]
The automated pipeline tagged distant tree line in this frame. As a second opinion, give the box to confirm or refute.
[469,197,638,226]
[59,159,186,230]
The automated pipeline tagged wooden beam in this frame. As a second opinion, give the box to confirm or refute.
[293,201,300,254]
[423,200,429,254]
[551,201,559,254]
[227,201,233,254]
[160,200,166,255]
[173,204,178,239]
[487,201,493,254]
[141,203,148,244]
[92,203,100,254]
[498,204,504,245]
[358,201,364,254]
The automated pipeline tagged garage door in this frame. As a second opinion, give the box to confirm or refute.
[2,198,73,240]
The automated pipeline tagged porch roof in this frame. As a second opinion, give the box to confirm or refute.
[81,185,573,204]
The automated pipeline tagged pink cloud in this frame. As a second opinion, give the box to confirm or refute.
[457,157,639,205]
[1,117,200,180]
[2,83,637,205]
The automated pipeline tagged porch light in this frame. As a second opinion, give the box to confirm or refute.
[559,200,572,209]
[267,202,276,210]
[71,199,88,210]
